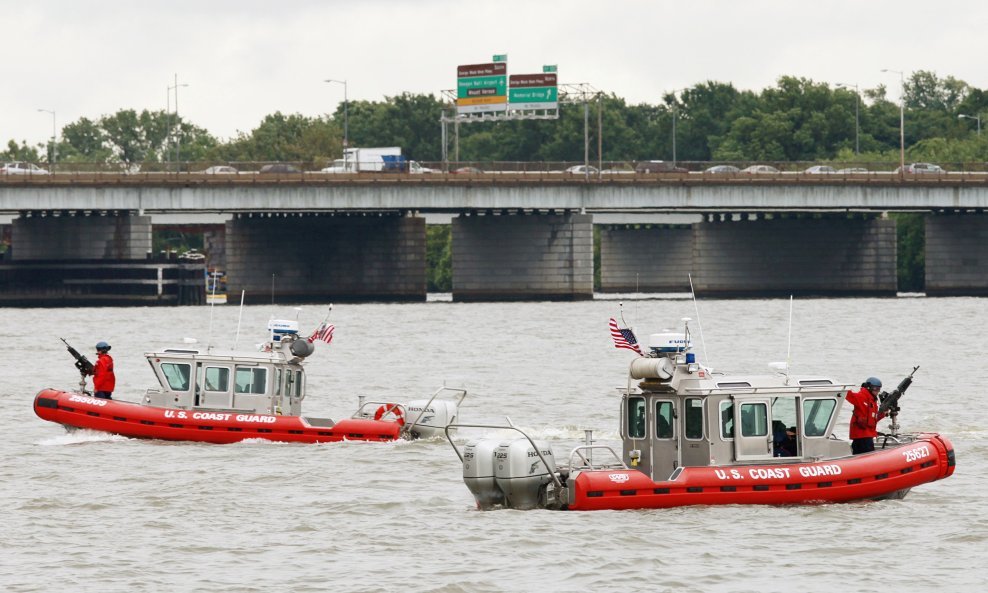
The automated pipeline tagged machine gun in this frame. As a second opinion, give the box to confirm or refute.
[61,338,95,376]
[878,365,919,436]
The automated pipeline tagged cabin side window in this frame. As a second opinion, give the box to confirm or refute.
[654,400,674,439]
[720,401,734,439]
[203,367,230,392]
[685,397,704,439]
[161,363,191,391]
[275,368,283,396]
[295,370,304,397]
[739,402,768,437]
[235,367,267,395]
[627,396,646,439]
[802,398,838,437]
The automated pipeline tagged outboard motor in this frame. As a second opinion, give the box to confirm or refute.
[404,398,458,439]
[493,438,557,510]
[462,438,504,509]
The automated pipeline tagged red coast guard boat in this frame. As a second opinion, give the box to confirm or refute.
[447,319,955,510]
[35,319,465,444]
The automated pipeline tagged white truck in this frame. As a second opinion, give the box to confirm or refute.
[320,147,435,174]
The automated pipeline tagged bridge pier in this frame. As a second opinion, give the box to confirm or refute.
[225,213,426,303]
[691,216,897,296]
[600,226,692,292]
[925,213,988,296]
[452,212,593,301]
[10,212,151,260]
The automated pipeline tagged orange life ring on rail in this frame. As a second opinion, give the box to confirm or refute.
[374,403,405,426]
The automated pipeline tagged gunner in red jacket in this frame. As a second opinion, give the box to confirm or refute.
[846,377,886,454]
[90,341,116,399]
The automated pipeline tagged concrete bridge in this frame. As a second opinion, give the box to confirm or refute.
[2,171,987,301]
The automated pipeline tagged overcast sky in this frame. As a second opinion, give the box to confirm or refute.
[4,0,986,148]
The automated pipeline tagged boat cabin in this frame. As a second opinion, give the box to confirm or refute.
[142,320,314,416]
[620,333,856,481]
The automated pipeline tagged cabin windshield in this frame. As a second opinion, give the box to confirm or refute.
[161,362,191,391]
[802,398,838,436]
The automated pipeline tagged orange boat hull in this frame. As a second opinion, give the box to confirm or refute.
[34,388,401,444]
[568,435,955,510]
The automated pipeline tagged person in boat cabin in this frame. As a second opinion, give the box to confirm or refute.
[846,377,887,455]
[88,341,115,399]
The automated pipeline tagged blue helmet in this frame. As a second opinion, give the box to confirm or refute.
[96,341,111,352]
[863,377,882,388]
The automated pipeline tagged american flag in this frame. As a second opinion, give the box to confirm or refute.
[609,317,642,355]
[308,323,335,344]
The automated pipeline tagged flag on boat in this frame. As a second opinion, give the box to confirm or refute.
[308,323,335,344]
[609,317,642,355]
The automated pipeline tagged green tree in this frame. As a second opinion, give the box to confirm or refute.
[426,225,452,292]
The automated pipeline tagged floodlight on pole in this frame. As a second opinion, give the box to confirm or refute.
[325,79,349,169]
[168,74,189,172]
[37,108,56,170]
[881,69,905,174]
[836,83,860,154]
[958,113,981,136]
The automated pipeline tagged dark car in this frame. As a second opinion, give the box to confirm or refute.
[259,163,301,174]
[635,160,688,174]
[453,166,484,174]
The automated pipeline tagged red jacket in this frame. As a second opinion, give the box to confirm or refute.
[92,352,116,392]
[846,387,885,439]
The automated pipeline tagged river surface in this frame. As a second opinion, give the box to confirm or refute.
[2,297,985,593]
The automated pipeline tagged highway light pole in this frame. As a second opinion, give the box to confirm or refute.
[325,79,349,169]
[881,69,905,174]
[669,88,688,167]
[836,82,860,154]
[958,113,981,136]
[169,74,189,172]
[37,108,56,171]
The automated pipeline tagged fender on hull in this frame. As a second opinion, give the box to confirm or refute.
[34,389,401,444]
[567,435,955,511]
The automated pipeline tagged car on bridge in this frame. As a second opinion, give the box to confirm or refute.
[201,165,239,174]
[740,165,780,174]
[804,165,836,174]
[896,162,945,174]
[564,165,599,175]
[635,160,688,174]
[1,161,49,175]
[703,165,740,174]
[259,164,301,174]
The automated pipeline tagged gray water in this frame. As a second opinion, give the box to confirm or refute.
[2,297,985,593]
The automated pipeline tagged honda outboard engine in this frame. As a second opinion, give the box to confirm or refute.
[493,438,557,510]
[404,398,458,439]
[462,438,504,509]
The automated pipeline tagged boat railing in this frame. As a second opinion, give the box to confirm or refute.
[566,445,627,471]
[444,423,564,492]
[682,382,858,395]
[352,400,407,420]
[402,386,467,436]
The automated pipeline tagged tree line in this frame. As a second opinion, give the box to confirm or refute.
[4,71,988,169]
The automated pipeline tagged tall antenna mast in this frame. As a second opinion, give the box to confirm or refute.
[688,274,710,366]
[785,295,794,384]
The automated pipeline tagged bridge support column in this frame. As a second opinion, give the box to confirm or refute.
[691,216,897,296]
[10,212,151,260]
[925,213,988,295]
[452,212,593,301]
[599,226,692,292]
[225,213,426,303]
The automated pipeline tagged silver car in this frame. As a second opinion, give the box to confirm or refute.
[0,161,49,175]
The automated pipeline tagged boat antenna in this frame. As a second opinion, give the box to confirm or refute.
[688,273,710,366]
[206,273,217,351]
[233,290,246,350]
[635,272,640,327]
[785,295,794,385]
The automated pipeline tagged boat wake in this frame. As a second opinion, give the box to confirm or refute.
[38,429,130,446]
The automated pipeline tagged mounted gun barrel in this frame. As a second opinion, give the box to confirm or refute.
[879,365,920,415]
[61,338,94,376]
